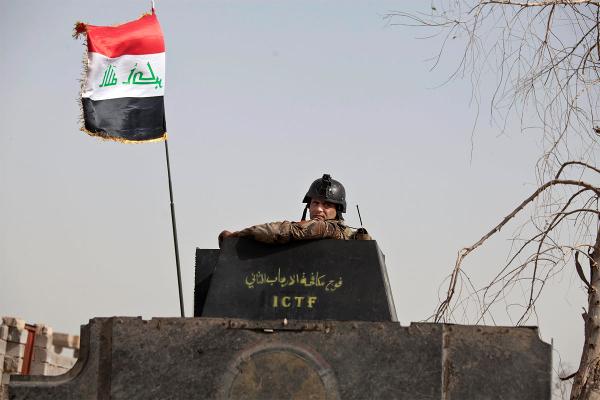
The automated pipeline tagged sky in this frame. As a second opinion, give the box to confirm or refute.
[0,0,588,391]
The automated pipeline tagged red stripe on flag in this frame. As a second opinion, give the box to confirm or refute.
[86,14,165,58]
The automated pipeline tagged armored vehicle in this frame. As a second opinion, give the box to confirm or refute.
[9,239,551,399]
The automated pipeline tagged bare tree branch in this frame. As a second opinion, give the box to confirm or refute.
[435,179,598,322]
[481,0,600,7]
[555,161,600,178]
[393,3,600,397]
[575,250,593,291]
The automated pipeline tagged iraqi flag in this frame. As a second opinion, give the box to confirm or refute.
[75,13,166,142]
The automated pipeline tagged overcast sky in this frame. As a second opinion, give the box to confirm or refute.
[0,0,587,388]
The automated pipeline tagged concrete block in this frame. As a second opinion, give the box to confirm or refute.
[3,356,22,374]
[34,325,52,337]
[0,339,6,355]
[32,348,75,369]
[52,333,79,349]
[29,362,70,376]
[31,347,50,364]
[1,318,25,331]
[33,334,52,349]
[49,365,70,376]
[0,327,7,342]
[6,328,27,345]
[52,346,76,358]
[1,382,8,400]
[32,324,53,350]
[4,343,24,358]
[28,362,49,376]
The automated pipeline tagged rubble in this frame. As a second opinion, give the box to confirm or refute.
[0,317,78,400]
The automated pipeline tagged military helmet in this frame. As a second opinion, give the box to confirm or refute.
[302,174,347,213]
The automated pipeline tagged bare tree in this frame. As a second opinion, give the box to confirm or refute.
[387,1,599,398]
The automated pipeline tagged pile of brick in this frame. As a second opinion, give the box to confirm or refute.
[0,317,79,400]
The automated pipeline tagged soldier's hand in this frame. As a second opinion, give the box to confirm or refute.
[218,230,235,247]
[355,228,371,241]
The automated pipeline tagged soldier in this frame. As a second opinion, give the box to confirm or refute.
[218,174,371,246]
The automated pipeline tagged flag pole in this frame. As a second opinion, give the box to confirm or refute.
[164,139,185,317]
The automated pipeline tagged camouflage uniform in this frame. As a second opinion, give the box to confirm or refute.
[234,219,371,244]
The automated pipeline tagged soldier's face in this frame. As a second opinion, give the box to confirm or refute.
[309,198,338,220]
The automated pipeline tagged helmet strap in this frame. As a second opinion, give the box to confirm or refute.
[336,204,344,221]
[301,204,309,221]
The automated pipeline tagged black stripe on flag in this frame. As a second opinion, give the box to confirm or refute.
[82,96,166,141]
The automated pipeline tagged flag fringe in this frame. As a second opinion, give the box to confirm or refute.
[75,26,89,140]
[79,127,167,144]
[73,21,87,39]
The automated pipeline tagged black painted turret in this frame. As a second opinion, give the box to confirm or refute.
[194,238,397,321]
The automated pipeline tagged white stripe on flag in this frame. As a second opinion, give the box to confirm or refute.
[83,52,165,101]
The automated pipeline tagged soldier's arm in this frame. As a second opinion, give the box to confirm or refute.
[228,220,347,244]
[288,220,347,241]
[233,221,293,244]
